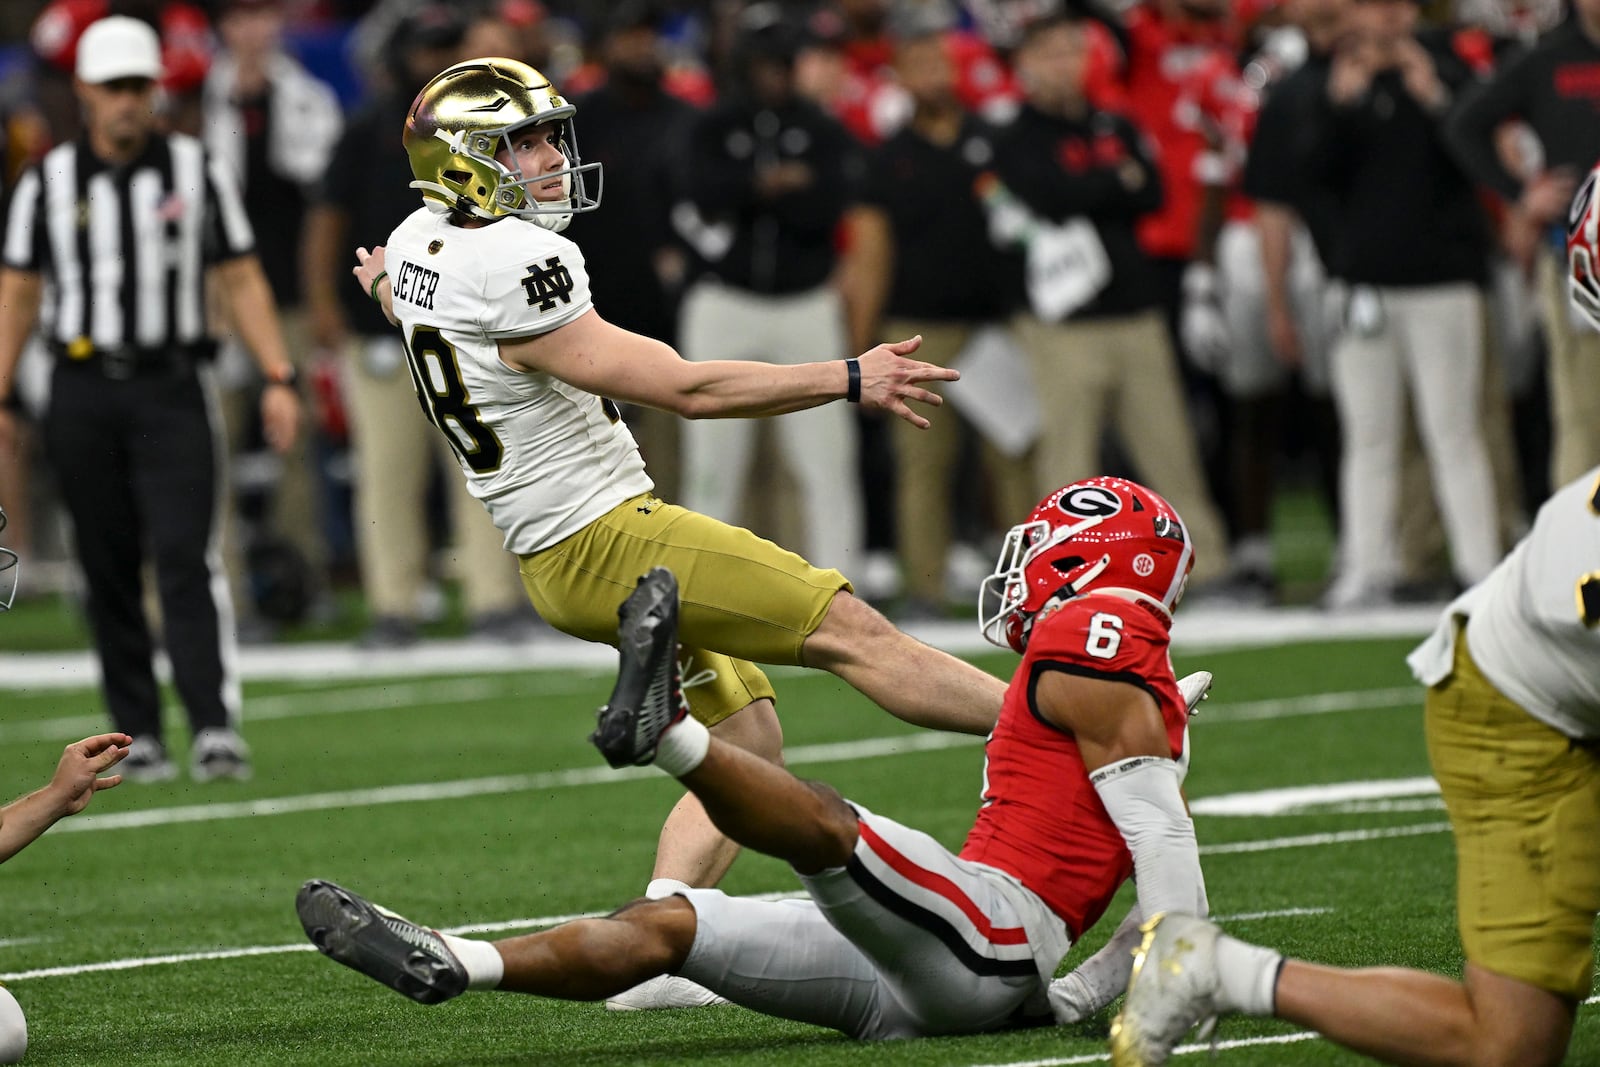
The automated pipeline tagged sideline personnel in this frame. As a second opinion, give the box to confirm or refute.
[0,16,301,783]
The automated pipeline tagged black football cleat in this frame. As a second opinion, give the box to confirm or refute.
[590,567,690,768]
[296,879,468,1005]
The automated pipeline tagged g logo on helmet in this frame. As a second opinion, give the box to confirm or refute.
[1056,485,1122,519]
[1132,553,1155,577]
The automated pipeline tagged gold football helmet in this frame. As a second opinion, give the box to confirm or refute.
[404,58,602,232]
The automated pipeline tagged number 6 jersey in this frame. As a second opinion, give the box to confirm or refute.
[383,206,653,554]
[960,592,1187,941]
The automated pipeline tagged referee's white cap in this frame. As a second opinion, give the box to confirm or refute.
[76,16,164,84]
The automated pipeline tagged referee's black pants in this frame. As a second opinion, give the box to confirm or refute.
[43,361,237,742]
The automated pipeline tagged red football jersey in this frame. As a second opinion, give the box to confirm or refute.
[959,592,1187,940]
[1177,49,1260,222]
[1085,6,1238,260]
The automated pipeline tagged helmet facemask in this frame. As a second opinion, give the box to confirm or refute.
[978,514,1111,651]
[0,508,17,612]
[1570,169,1600,331]
[415,111,603,232]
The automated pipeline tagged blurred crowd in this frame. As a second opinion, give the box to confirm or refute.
[0,0,1589,642]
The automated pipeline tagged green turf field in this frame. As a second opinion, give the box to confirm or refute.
[1,637,1595,1066]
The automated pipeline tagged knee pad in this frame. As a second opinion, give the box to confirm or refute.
[0,985,26,1064]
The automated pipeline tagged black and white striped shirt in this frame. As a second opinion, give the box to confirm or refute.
[2,132,256,358]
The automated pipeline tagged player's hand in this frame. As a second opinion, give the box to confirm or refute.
[261,382,301,454]
[352,245,387,298]
[47,733,132,817]
[853,336,957,430]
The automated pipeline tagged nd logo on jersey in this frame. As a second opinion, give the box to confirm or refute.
[521,256,575,312]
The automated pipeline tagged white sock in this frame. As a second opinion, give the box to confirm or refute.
[1213,934,1283,1016]
[645,878,692,901]
[654,715,710,777]
[439,933,505,991]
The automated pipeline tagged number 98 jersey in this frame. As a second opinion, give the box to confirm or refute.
[959,592,1187,941]
[383,207,653,554]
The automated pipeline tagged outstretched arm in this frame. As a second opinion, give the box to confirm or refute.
[0,733,130,863]
[498,309,957,429]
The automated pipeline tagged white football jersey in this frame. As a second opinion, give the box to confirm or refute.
[1410,466,1600,739]
[383,208,652,555]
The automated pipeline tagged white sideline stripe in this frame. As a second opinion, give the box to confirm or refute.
[52,732,981,834]
[1190,776,1440,817]
[968,1031,1322,1066]
[0,604,1446,690]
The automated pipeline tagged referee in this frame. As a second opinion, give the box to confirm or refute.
[0,16,301,783]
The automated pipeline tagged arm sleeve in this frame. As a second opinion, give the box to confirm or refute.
[478,229,595,339]
[1443,48,1533,201]
[2,168,46,272]
[202,152,257,263]
[1092,755,1208,921]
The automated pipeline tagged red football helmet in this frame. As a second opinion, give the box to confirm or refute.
[978,477,1195,652]
[1568,160,1600,332]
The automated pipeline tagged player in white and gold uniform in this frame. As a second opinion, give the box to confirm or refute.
[357,58,1008,1009]
[1105,465,1600,1067]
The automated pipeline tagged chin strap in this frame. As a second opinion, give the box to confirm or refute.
[408,179,497,219]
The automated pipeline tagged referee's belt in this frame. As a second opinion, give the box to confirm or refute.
[50,339,214,380]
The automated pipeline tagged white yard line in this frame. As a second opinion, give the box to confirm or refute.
[967,1031,1323,1067]
[1201,822,1452,855]
[967,996,1600,1067]
[1191,776,1440,817]
[0,604,1445,691]
[4,679,1422,746]
[1196,687,1418,724]
[0,901,1329,982]
[53,732,981,834]
[53,744,1453,841]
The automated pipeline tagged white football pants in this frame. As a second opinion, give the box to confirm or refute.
[679,281,863,574]
[674,807,1068,1040]
[1331,282,1501,593]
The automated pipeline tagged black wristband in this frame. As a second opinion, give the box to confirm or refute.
[845,358,861,404]
[266,365,301,393]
